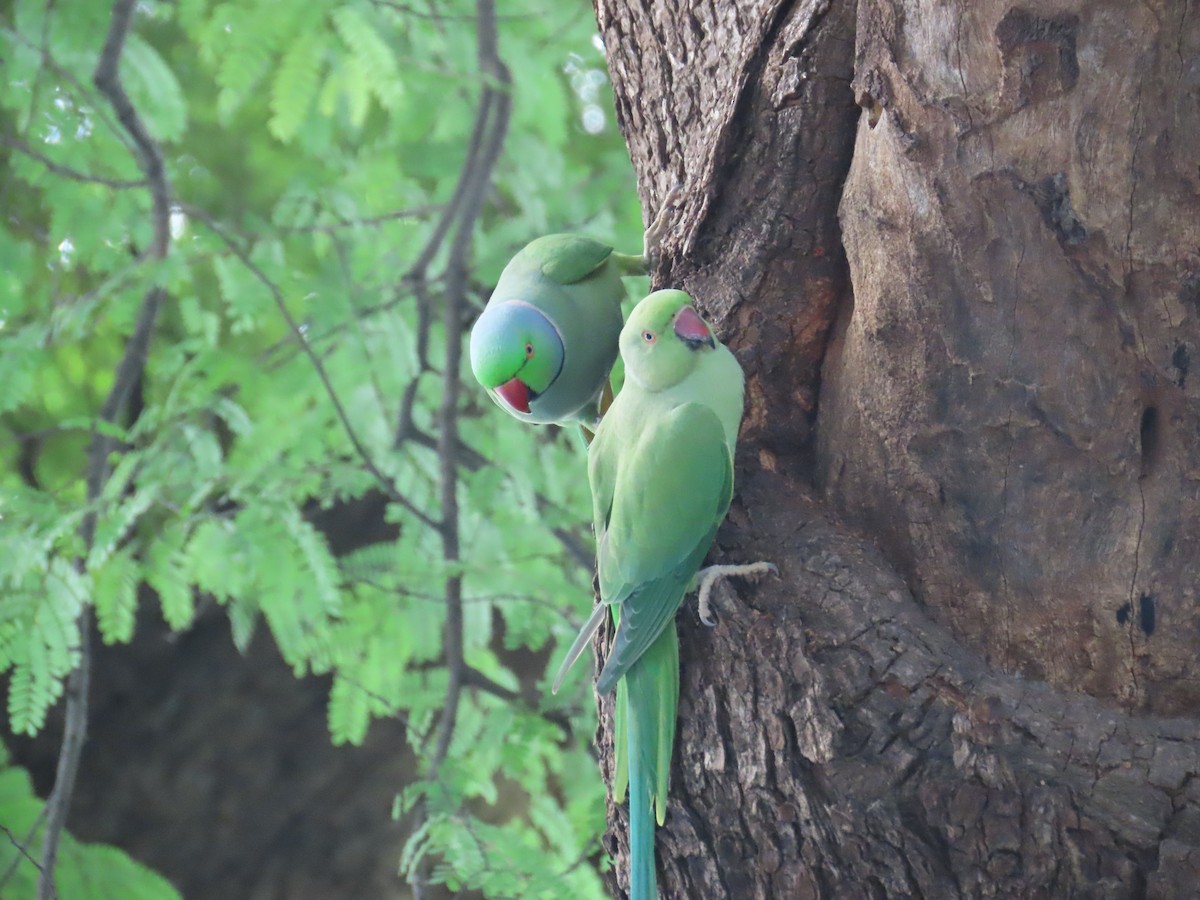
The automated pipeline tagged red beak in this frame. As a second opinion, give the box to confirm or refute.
[495,377,531,413]
[673,306,715,349]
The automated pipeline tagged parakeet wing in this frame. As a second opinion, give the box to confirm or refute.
[593,402,733,693]
[536,235,615,284]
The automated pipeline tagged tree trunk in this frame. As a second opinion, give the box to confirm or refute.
[595,0,1200,896]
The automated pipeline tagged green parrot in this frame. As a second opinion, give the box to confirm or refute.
[551,289,775,900]
[469,234,647,428]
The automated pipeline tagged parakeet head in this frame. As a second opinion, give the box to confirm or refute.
[469,300,565,415]
[620,289,717,392]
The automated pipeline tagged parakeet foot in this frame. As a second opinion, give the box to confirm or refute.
[641,183,684,266]
[694,561,778,626]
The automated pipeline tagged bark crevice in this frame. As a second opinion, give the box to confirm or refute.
[595,0,1200,895]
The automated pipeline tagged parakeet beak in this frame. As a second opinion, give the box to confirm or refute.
[494,377,532,413]
[673,306,715,350]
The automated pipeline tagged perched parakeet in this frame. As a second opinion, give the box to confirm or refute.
[552,290,774,900]
[469,234,647,427]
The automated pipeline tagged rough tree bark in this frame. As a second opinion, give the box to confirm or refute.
[11,1,1200,897]
[596,0,1200,897]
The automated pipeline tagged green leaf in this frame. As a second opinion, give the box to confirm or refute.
[93,547,140,645]
[0,746,182,898]
[1,3,629,894]
[6,560,84,734]
[146,536,195,631]
[58,841,182,899]
[269,30,329,143]
[331,5,404,112]
[213,254,273,329]
[88,485,156,570]
[0,324,45,414]
[122,34,189,142]
[328,674,370,745]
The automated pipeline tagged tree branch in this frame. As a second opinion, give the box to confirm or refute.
[391,279,434,448]
[37,2,170,895]
[276,203,440,234]
[92,0,169,259]
[181,204,443,533]
[409,2,510,895]
[0,132,147,189]
[37,279,166,900]
[389,16,509,453]
[460,665,573,739]
[430,1,511,767]
[0,815,46,893]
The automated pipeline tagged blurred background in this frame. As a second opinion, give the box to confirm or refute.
[0,0,644,895]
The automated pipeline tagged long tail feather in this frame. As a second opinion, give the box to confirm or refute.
[622,628,679,900]
[614,677,629,803]
[626,680,658,900]
[551,600,610,694]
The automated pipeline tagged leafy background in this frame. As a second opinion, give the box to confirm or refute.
[0,0,643,895]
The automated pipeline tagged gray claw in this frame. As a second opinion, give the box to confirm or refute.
[642,183,685,263]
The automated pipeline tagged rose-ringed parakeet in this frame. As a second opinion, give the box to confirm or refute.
[469,234,647,428]
[551,289,775,899]
[469,191,679,430]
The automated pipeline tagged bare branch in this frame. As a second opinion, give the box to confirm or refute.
[459,664,519,702]
[392,278,435,447]
[99,291,165,429]
[0,817,47,892]
[0,132,147,189]
[430,0,511,767]
[461,666,573,739]
[391,17,505,456]
[276,203,440,235]
[37,2,170,894]
[182,204,443,532]
[409,2,510,895]
[92,0,169,259]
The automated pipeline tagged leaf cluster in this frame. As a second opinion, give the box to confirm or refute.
[0,741,182,899]
[0,0,643,894]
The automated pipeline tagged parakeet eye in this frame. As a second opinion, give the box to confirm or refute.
[524,342,534,358]
[642,330,656,343]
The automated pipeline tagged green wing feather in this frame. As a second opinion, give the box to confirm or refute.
[554,400,730,695]
[528,234,614,284]
[593,401,733,694]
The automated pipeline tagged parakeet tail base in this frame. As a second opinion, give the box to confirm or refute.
[623,629,678,900]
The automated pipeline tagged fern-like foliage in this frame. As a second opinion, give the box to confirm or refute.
[1,561,84,736]
[269,29,329,143]
[122,34,189,142]
[0,741,182,898]
[0,0,642,894]
[331,5,405,121]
